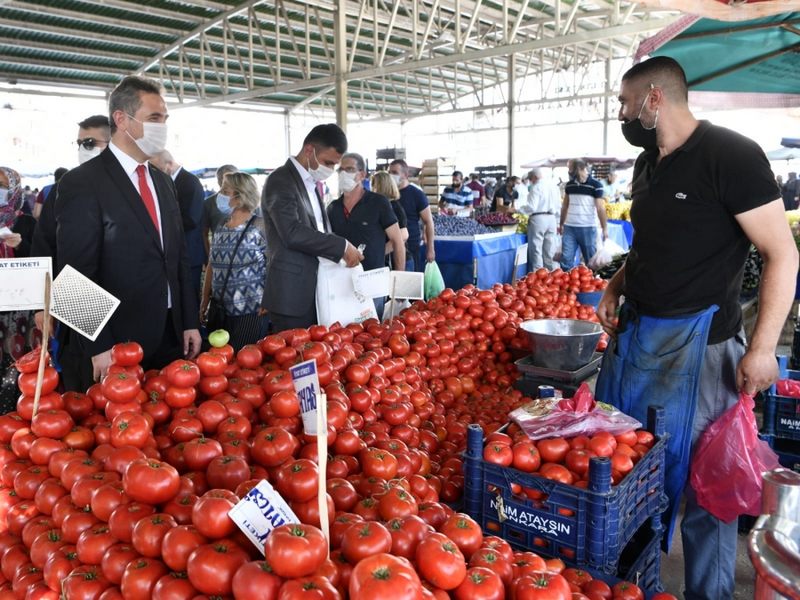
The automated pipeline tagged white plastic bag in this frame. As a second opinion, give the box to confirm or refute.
[382,298,411,322]
[315,258,378,327]
[589,238,625,270]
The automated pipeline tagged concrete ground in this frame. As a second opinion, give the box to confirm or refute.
[658,508,756,598]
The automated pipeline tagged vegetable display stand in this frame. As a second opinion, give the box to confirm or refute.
[592,519,664,598]
[463,406,668,574]
[762,356,800,441]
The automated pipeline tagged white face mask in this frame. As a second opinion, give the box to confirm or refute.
[0,187,8,207]
[308,148,334,182]
[216,194,232,215]
[126,115,168,157]
[338,171,359,193]
[78,146,103,165]
[390,174,402,186]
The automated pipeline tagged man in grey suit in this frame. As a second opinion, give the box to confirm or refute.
[261,124,363,332]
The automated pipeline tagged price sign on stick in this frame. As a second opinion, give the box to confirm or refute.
[289,359,330,549]
[290,359,322,435]
[228,479,299,553]
[0,257,51,311]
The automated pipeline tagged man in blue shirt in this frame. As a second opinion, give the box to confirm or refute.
[389,159,435,271]
[440,171,474,213]
[559,159,607,269]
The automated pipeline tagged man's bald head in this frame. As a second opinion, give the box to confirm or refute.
[622,56,689,105]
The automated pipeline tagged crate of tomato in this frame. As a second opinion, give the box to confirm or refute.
[762,356,800,442]
[463,405,668,575]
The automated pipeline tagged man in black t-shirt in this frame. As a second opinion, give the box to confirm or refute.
[328,153,405,319]
[598,57,797,600]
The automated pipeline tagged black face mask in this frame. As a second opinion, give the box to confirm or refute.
[621,94,658,149]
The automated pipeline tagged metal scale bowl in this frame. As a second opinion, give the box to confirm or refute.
[514,319,604,397]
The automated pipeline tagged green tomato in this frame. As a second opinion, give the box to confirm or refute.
[208,329,230,348]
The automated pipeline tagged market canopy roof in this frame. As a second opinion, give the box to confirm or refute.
[635,7,800,107]
[0,0,680,120]
[521,155,636,169]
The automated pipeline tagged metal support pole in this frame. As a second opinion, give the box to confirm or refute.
[335,0,348,131]
[507,53,516,177]
[603,55,611,154]
[284,109,292,157]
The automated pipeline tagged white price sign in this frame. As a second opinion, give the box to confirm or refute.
[290,359,322,435]
[228,479,299,553]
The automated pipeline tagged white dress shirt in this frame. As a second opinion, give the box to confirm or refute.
[289,156,326,233]
[108,141,171,307]
[523,179,562,217]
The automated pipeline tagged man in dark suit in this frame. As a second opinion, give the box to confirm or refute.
[55,76,201,385]
[151,150,207,299]
[261,124,363,332]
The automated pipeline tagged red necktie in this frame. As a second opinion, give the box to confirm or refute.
[135,164,160,234]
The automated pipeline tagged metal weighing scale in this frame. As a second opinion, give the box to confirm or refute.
[513,353,603,398]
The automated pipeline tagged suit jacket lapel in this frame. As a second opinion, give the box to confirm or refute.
[101,150,163,253]
[285,159,317,228]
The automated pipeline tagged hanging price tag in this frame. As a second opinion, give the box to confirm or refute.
[228,479,299,553]
[290,358,322,435]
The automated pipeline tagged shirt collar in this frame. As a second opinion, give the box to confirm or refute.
[171,166,182,181]
[675,120,710,154]
[289,156,314,185]
[108,140,147,177]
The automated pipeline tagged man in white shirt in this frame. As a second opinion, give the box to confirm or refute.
[520,168,561,270]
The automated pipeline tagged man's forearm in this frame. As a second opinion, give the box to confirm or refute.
[751,253,798,352]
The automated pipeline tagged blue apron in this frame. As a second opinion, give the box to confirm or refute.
[594,301,717,550]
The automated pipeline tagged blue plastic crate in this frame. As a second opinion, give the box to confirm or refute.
[464,406,668,574]
[760,433,800,472]
[591,521,664,598]
[762,357,800,442]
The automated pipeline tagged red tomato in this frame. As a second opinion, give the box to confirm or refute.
[191,490,237,539]
[111,343,143,367]
[101,373,141,404]
[122,459,180,505]
[514,572,572,600]
[415,532,467,590]
[232,560,283,599]
[99,543,139,585]
[166,360,202,388]
[196,352,227,377]
[120,557,169,600]
[440,513,483,561]
[278,575,340,599]
[340,521,393,565]
[349,553,423,600]
[62,565,111,600]
[581,578,612,599]
[186,540,249,596]
[130,513,178,558]
[152,572,197,600]
[109,412,151,449]
[483,444,512,467]
[453,566,504,600]
[31,410,74,439]
[264,524,328,579]
[537,438,571,463]
[611,582,644,600]
[512,442,541,473]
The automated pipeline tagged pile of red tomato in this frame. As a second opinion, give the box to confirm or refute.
[0,267,661,600]
[482,426,657,492]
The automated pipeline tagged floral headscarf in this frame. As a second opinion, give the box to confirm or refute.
[0,167,22,229]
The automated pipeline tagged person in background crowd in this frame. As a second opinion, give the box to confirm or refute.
[371,170,409,269]
[782,171,799,210]
[55,75,201,388]
[776,174,783,189]
[559,159,606,270]
[388,159,435,272]
[483,177,497,204]
[33,167,68,220]
[519,168,560,271]
[261,124,362,332]
[200,172,268,350]
[466,172,486,207]
[602,169,623,202]
[492,175,519,211]
[202,164,238,256]
[0,167,38,413]
[599,56,797,600]
[440,170,474,213]
[151,150,207,299]
[32,115,111,266]
[328,153,405,320]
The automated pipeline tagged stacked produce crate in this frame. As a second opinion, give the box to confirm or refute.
[760,355,800,472]
[419,158,456,207]
[464,406,668,595]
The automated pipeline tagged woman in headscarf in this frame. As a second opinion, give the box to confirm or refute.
[0,167,40,412]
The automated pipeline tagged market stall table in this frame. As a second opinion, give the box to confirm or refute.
[421,231,527,289]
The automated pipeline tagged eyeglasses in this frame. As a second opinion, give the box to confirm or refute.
[337,167,358,174]
[75,138,107,150]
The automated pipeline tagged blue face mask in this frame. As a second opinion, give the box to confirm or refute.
[216,193,232,215]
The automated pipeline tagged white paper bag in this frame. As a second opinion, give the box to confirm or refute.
[315,258,378,327]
